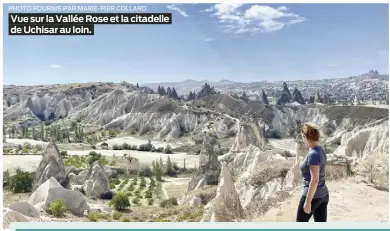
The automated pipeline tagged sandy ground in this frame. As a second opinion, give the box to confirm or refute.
[3,155,43,173]
[161,177,191,199]
[268,138,296,155]
[98,136,184,149]
[253,179,389,222]
[3,151,199,172]
[5,138,47,146]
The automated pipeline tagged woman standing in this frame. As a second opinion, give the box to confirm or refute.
[296,123,329,222]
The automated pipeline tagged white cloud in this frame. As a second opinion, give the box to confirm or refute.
[203,3,305,35]
[203,37,215,42]
[196,36,215,42]
[327,63,338,67]
[167,4,189,17]
[49,64,62,69]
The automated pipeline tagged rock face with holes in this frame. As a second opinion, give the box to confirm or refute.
[202,164,244,222]
[187,134,222,191]
[34,142,66,187]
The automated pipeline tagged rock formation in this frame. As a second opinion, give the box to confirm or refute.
[8,202,40,218]
[314,92,322,104]
[84,161,111,198]
[261,89,269,105]
[283,140,307,191]
[322,93,331,104]
[231,117,267,152]
[3,209,31,229]
[28,177,90,216]
[277,82,293,105]
[292,88,305,104]
[308,96,315,104]
[202,164,244,222]
[34,141,66,188]
[354,95,360,106]
[333,121,389,158]
[187,134,222,191]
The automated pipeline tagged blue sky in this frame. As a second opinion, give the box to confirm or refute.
[3,3,389,85]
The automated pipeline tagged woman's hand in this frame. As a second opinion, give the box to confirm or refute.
[303,201,311,214]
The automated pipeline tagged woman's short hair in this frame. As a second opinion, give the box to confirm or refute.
[301,123,320,141]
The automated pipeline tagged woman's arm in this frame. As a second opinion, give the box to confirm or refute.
[306,165,320,205]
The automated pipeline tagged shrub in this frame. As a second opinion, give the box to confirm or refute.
[156,147,164,153]
[23,142,32,150]
[99,156,108,166]
[148,198,154,205]
[127,184,135,191]
[131,145,138,150]
[160,197,178,208]
[164,145,173,154]
[87,151,103,165]
[120,217,130,222]
[101,142,109,148]
[125,191,133,197]
[113,144,121,150]
[109,192,130,211]
[132,197,140,205]
[87,211,109,222]
[139,165,153,177]
[145,190,153,198]
[112,211,123,220]
[48,199,67,217]
[91,145,97,150]
[140,178,146,188]
[9,170,33,193]
[101,190,115,200]
[60,150,68,158]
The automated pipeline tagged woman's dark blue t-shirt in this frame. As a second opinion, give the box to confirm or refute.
[300,146,328,198]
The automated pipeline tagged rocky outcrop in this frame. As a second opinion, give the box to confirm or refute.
[8,202,40,218]
[231,118,267,152]
[187,135,222,191]
[292,88,305,105]
[283,140,307,191]
[277,82,292,105]
[322,93,331,104]
[202,164,244,222]
[261,90,269,105]
[3,209,31,229]
[84,161,111,198]
[308,96,315,104]
[314,92,322,103]
[68,170,88,186]
[333,121,389,158]
[34,141,66,187]
[28,177,90,216]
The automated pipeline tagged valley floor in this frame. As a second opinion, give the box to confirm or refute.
[253,178,389,222]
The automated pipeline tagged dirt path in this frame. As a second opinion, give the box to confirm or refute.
[253,179,388,222]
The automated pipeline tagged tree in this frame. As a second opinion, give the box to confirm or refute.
[136,83,139,89]
[164,145,173,154]
[109,192,130,211]
[165,156,176,176]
